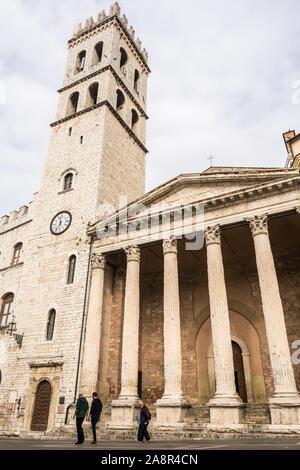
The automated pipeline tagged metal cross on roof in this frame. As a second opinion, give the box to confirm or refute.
[207,155,215,166]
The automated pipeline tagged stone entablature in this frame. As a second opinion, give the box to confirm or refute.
[88,170,300,253]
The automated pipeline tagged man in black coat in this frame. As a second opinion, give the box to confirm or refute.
[137,400,151,442]
[73,393,89,445]
[88,392,103,444]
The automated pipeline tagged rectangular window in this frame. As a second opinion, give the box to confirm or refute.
[12,245,22,266]
[0,299,13,327]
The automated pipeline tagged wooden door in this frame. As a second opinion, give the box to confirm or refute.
[232,341,247,403]
[31,381,52,431]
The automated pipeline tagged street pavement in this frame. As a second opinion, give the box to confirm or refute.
[0,438,300,450]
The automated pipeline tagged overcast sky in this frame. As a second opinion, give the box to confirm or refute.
[1,0,300,215]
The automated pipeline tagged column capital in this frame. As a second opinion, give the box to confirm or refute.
[124,245,140,263]
[246,214,269,237]
[204,225,221,245]
[163,235,177,255]
[91,253,106,269]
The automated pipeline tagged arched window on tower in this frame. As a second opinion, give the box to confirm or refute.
[86,82,99,107]
[131,109,139,129]
[64,173,73,191]
[0,293,14,328]
[75,50,86,73]
[11,243,22,266]
[134,70,140,93]
[93,42,103,65]
[67,255,76,285]
[46,310,56,341]
[116,89,125,110]
[66,92,79,116]
[120,47,128,76]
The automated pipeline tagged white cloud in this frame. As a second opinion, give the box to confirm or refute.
[0,0,300,215]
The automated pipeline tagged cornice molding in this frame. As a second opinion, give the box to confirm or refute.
[29,361,64,369]
[0,262,24,273]
[205,176,299,209]
[87,174,300,236]
[50,100,148,153]
[57,64,148,119]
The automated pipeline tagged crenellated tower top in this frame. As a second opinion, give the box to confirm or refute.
[70,2,149,69]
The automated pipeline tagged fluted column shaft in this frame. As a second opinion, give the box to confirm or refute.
[247,214,299,402]
[205,226,240,404]
[119,246,140,402]
[161,236,183,401]
[81,253,106,397]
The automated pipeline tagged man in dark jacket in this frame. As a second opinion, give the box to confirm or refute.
[73,393,89,444]
[88,392,103,444]
[137,400,151,442]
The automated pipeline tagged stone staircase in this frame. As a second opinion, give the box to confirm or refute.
[8,403,300,441]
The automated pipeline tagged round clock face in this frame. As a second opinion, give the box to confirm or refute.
[50,211,72,235]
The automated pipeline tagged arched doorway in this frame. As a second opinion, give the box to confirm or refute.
[31,380,52,431]
[232,341,247,403]
[196,309,268,404]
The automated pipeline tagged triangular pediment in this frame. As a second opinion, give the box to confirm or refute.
[89,166,300,232]
[126,167,299,209]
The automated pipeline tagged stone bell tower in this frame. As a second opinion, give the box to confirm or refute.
[41,1,150,222]
[0,3,150,435]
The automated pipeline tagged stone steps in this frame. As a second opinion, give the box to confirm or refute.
[13,423,300,441]
[8,404,287,441]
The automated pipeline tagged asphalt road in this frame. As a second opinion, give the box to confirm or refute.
[0,438,300,450]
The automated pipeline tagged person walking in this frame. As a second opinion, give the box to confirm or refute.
[88,392,103,444]
[73,393,89,444]
[137,400,151,442]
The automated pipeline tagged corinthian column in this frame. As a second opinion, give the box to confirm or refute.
[161,236,183,400]
[110,246,140,427]
[118,246,141,402]
[80,253,106,397]
[205,225,241,425]
[247,214,300,424]
[156,236,189,426]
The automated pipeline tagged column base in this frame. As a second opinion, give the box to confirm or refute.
[269,395,300,425]
[208,394,244,425]
[109,396,139,428]
[155,396,190,426]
